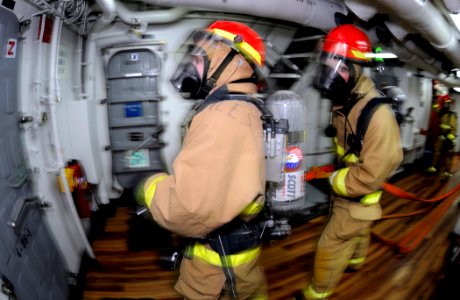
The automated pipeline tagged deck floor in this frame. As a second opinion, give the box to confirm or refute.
[80,157,460,300]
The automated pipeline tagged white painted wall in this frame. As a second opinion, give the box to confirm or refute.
[14,1,89,272]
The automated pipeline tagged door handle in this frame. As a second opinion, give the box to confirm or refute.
[7,197,51,233]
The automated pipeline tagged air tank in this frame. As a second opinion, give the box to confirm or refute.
[265,90,308,215]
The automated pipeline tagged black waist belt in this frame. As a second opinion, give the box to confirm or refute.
[196,218,262,299]
[341,195,362,203]
[201,218,261,255]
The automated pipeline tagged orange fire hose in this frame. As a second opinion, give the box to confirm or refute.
[305,166,460,253]
[376,181,460,253]
[382,181,460,203]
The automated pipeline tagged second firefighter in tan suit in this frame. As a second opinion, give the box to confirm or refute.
[300,24,403,299]
[430,96,457,179]
[137,21,268,299]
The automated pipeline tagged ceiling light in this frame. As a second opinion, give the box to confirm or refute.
[450,13,460,32]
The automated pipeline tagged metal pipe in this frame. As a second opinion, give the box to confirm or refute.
[139,0,347,32]
[116,2,189,25]
[348,0,460,70]
[94,0,117,32]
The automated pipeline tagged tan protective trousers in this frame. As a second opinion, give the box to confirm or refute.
[174,252,268,300]
[432,137,454,173]
[306,204,372,299]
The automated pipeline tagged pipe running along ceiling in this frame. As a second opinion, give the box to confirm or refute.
[87,0,460,87]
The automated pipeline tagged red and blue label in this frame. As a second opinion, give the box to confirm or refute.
[285,146,303,171]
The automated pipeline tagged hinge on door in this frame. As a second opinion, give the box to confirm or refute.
[19,116,33,124]
[67,271,79,286]
[1,275,17,300]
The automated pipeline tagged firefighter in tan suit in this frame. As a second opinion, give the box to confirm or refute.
[431,96,458,179]
[137,21,268,299]
[424,81,457,177]
[299,25,403,299]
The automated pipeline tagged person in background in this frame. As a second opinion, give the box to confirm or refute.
[298,24,403,300]
[136,20,268,299]
[425,95,458,179]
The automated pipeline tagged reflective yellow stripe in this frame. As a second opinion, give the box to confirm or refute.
[144,175,167,207]
[335,138,344,158]
[192,242,260,267]
[332,167,350,196]
[350,49,369,61]
[343,153,359,164]
[303,285,333,299]
[349,256,365,265]
[447,133,456,140]
[251,296,268,300]
[440,123,451,129]
[360,190,382,205]
[240,201,264,215]
[211,28,262,65]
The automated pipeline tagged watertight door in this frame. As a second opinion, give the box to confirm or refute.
[106,47,166,188]
[0,7,68,299]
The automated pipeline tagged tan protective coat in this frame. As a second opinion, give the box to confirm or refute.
[306,74,403,300]
[147,100,265,237]
[331,75,403,220]
[144,32,268,298]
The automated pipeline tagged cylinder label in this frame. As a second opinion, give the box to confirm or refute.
[270,170,305,201]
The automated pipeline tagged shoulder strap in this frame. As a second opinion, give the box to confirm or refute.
[348,97,392,155]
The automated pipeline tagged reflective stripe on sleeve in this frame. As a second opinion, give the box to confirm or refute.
[342,153,359,164]
[144,175,167,207]
[360,190,382,206]
[240,201,264,215]
[331,167,350,197]
[191,242,260,267]
[349,256,365,265]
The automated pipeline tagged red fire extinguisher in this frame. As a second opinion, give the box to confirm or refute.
[58,159,93,218]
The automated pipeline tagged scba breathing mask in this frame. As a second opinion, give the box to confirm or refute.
[313,54,356,106]
[170,20,266,100]
[170,43,210,100]
[312,24,373,106]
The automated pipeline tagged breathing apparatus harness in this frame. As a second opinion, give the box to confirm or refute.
[197,48,238,99]
[182,87,291,299]
[193,86,291,238]
[344,96,393,157]
[329,96,395,205]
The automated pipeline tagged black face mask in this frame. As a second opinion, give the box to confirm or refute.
[170,62,203,99]
[313,63,354,106]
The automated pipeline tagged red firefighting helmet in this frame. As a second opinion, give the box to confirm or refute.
[170,20,266,99]
[321,24,372,65]
[207,20,265,67]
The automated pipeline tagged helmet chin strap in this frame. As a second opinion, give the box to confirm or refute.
[197,49,237,98]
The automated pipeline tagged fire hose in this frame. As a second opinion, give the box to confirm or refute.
[305,165,460,253]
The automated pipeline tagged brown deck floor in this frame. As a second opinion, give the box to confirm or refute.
[80,156,460,300]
